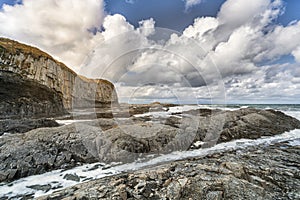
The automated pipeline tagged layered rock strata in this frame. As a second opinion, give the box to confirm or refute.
[0,38,118,118]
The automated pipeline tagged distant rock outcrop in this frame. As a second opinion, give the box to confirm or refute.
[0,38,118,118]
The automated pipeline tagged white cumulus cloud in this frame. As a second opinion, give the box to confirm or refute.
[0,0,105,72]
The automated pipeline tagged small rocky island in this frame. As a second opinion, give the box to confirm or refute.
[0,38,300,199]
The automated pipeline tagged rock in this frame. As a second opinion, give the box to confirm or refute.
[0,119,189,182]
[63,174,80,182]
[0,122,100,183]
[135,108,300,149]
[128,107,300,148]
[0,37,118,119]
[189,108,300,148]
[95,122,189,163]
[0,118,59,135]
[0,108,299,183]
[36,141,300,200]
[27,184,52,192]
[217,108,300,143]
[113,103,177,117]
[0,71,67,119]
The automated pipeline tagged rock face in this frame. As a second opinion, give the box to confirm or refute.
[0,108,299,183]
[0,70,67,118]
[0,38,118,118]
[38,141,300,200]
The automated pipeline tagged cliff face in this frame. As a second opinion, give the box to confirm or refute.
[0,38,118,118]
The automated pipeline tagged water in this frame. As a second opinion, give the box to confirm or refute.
[1,104,299,199]
[211,104,300,112]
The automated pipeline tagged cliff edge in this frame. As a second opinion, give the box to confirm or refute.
[0,38,118,119]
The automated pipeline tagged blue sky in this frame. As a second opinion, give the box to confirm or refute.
[0,0,300,104]
[103,0,300,30]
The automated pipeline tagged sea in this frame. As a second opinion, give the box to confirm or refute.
[1,104,300,199]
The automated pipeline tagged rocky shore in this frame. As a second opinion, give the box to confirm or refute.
[37,140,300,200]
[0,107,299,185]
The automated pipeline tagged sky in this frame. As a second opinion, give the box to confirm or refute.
[0,0,300,104]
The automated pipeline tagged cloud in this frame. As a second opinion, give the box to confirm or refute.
[292,47,300,63]
[217,0,270,27]
[261,21,300,61]
[125,0,137,4]
[184,0,203,10]
[1,0,299,103]
[79,0,300,103]
[0,0,105,72]
[224,63,300,103]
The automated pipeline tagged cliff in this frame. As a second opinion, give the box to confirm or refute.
[0,38,118,118]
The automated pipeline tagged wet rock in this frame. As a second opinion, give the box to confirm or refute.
[27,184,52,192]
[63,173,80,182]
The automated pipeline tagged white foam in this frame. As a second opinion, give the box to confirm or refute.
[1,129,299,199]
[283,111,300,121]
[55,119,93,125]
[134,105,201,118]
